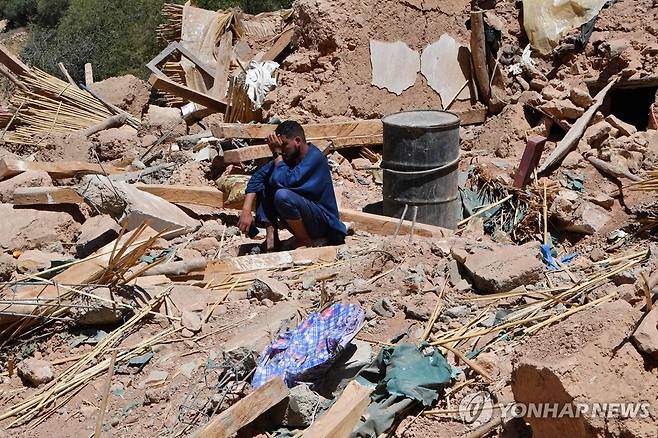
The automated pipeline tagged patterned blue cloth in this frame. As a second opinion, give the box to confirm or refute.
[252,303,365,389]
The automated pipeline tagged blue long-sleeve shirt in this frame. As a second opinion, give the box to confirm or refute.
[245,143,347,236]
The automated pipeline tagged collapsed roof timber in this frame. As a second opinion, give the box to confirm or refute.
[0,0,657,437]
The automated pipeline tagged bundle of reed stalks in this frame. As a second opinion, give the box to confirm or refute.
[3,68,138,145]
[157,3,184,44]
[625,170,658,191]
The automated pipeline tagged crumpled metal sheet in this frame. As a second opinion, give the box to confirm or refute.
[523,0,608,55]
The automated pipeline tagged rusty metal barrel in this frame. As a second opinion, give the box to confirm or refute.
[381,110,460,229]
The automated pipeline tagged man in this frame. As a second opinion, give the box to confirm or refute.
[238,120,347,250]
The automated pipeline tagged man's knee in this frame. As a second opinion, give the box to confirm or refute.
[273,189,299,218]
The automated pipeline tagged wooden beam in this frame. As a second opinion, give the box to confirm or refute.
[303,381,372,438]
[12,184,225,209]
[84,63,94,86]
[133,184,224,208]
[211,31,233,99]
[0,159,124,181]
[13,187,82,205]
[261,26,294,62]
[340,208,453,238]
[57,62,77,87]
[0,44,32,77]
[198,377,289,438]
[204,246,339,282]
[212,119,382,140]
[538,79,617,174]
[470,11,490,104]
[149,74,227,112]
[585,75,658,91]
[222,135,382,163]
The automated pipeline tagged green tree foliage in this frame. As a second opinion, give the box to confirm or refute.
[20,0,292,83]
[0,0,37,27]
[23,0,172,82]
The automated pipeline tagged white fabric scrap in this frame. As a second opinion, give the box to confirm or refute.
[245,61,279,110]
[509,44,536,76]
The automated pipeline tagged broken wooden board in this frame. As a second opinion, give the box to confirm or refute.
[538,78,617,174]
[585,75,658,91]
[222,136,378,164]
[133,184,224,208]
[303,381,372,438]
[0,44,32,77]
[204,245,340,282]
[13,184,224,209]
[149,74,227,112]
[210,31,233,99]
[0,159,124,181]
[340,208,453,238]
[13,187,82,205]
[260,26,295,62]
[212,119,383,141]
[198,377,289,438]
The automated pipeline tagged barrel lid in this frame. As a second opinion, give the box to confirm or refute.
[382,110,460,129]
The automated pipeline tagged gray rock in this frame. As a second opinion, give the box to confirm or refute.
[446,305,469,318]
[17,358,54,387]
[249,277,289,302]
[371,298,395,318]
[0,252,16,281]
[272,384,331,427]
[632,307,658,360]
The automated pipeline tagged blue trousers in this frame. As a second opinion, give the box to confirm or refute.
[255,187,331,239]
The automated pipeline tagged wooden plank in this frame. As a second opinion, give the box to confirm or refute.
[13,184,224,209]
[0,44,32,77]
[538,79,617,174]
[133,184,224,208]
[303,381,372,438]
[58,62,77,87]
[13,187,82,205]
[211,120,383,140]
[261,26,295,62]
[585,75,658,91]
[149,73,227,112]
[470,11,490,104]
[211,31,233,99]
[340,208,453,238]
[223,137,357,163]
[0,159,124,181]
[513,136,546,189]
[204,245,339,282]
[198,377,289,438]
[84,63,94,86]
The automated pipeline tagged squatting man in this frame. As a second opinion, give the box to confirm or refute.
[238,121,347,250]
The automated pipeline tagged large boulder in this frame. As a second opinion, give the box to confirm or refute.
[631,306,658,360]
[459,242,544,293]
[0,170,52,203]
[76,175,200,238]
[89,75,150,118]
[512,300,658,438]
[0,204,78,251]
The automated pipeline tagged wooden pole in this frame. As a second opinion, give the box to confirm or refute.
[94,351,117,438]
[84,63,94,86]
[470,11,490,104]
[57,62,77,87]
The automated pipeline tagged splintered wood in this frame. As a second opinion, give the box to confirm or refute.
[204,246,339,283]
[198,377,289,438]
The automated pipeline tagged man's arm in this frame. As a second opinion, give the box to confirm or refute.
[270,149,323,189]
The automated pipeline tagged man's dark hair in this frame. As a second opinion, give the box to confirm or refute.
[275,120,306,141]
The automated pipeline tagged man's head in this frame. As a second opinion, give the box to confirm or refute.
[275,121,307,162]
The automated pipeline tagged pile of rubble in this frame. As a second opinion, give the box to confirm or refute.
[0,0,657,437]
